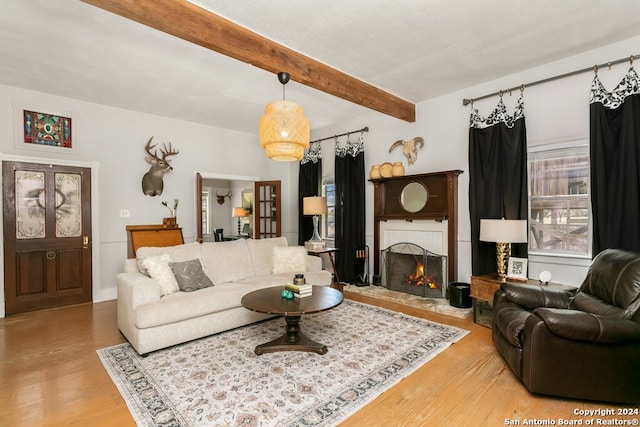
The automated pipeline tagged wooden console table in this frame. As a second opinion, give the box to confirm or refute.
[470,274,577,328]
[307,247,342,290]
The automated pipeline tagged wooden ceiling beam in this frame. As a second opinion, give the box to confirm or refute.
[80,0,415,122]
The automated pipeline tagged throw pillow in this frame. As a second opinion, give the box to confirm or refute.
[170,259,214,292]
[140,253,180,296]
[272,246,307,274]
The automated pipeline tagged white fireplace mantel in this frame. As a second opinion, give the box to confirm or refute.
[379,220,448,257]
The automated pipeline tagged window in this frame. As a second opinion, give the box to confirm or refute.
[528,143,590,257]
[322,180,336,240]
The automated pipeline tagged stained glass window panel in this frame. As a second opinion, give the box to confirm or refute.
[23,110,73,148]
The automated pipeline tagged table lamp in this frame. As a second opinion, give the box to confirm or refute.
[480,218,527,281]
[233,207,248,236]
[303,196,327,250]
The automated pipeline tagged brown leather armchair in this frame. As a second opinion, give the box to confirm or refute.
[492,248,640,403]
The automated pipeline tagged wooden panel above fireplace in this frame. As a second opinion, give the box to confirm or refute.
[371,170,463,283]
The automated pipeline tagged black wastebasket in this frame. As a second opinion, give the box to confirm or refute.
[448,282,472,308]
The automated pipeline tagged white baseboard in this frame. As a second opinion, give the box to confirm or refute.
[94,288,117,302]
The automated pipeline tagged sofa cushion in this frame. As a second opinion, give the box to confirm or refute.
[570,292,629,318]
[170,259,214,292]
[246,237,288,276]
[200,240,253,284]
[272,246,307,274]
[134,282,252,329]
[578,248,640,315]
[137,241,202,275]
[136,241,201,261]
[533,307,640,343]
[139,253,179,296]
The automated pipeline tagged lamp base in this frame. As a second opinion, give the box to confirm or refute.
[496,241,511,281]
[305,240,326,251]
[305,215,325,250]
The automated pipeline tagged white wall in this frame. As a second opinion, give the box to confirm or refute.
[0,84,294,316]
[2,34,637,317]
[312,35,640,288]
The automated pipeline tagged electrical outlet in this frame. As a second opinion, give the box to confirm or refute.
[119,209,130,218]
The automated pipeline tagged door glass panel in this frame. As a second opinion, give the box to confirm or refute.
[15,170,46,239]
[55,173,82,237]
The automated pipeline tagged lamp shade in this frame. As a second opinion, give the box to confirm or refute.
[233,207,248,217]
[480,219,527,243]
[303,196,327,215]
[259,100,310,161]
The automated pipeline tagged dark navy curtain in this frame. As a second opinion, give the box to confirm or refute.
[469,95,529,275]
[298,142,322,245]
[335,135,366,284]
[589,67,640,255]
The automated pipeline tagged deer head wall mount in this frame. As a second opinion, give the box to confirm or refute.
[141,136,179,196]
[216,191,231,205]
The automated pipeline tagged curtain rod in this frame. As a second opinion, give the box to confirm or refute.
[462,54,639,106]
[310,126,369,144]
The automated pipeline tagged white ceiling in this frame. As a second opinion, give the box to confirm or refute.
[2,0,640,134]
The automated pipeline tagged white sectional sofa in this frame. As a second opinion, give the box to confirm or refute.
[117,237,332,354]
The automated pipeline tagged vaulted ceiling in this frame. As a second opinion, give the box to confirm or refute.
[2,0,640,134]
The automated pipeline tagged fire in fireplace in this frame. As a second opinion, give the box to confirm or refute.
[381,242,447,298]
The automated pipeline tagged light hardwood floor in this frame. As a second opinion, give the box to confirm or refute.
[0,294,631,427]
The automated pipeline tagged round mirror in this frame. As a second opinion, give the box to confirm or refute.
[400,181,428,213]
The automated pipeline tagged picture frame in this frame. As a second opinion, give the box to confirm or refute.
[14,102,78,154]
[241,189,253,214]
[507,257,528,280]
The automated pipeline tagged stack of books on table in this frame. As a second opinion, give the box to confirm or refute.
[285,283,313,298]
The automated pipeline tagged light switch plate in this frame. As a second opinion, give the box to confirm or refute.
[119,209,130,218]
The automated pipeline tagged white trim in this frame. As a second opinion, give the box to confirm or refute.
[13,101,79,155]
[196,171,260,181]
[528,253,591,267]
[527,138,588,154]
[94,287,116,303]
[0,153,100,318]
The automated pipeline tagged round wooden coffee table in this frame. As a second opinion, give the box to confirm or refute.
[241,285,343,355]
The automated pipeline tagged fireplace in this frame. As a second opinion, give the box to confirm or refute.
[381,242,447,298]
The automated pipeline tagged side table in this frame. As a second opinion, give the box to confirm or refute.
[470,274,577,328]
[307,247,342,291]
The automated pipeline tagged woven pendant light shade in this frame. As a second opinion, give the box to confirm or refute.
[259,100,310,161]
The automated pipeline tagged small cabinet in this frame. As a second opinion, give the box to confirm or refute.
[470,274,577,328]
[126,224,184,258]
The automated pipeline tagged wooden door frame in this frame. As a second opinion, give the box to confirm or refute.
[0,154,100,318]
[194,171,260,244]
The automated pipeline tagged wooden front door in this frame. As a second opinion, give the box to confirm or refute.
[3,161,92,315]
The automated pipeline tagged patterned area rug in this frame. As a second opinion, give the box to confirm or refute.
[343,285,473,319]
[98,300,467,427]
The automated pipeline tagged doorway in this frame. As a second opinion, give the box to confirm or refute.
[3,161,93,315]
[196,172,259,243]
